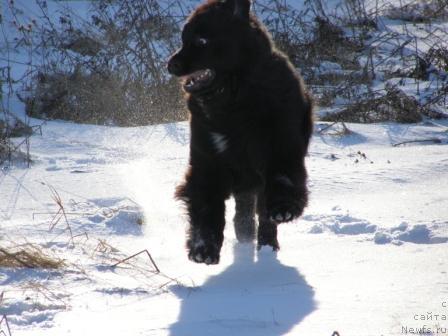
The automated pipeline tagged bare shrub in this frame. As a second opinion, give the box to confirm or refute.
[426,47,448,73]
[255,1,372,111]
[385,0,448,22]
[18,0,186,126]
[0,118,33,165]
[24,70,184,126]
[1,79,33,165]
[307,0,448,122]
[5,0,448,125]
[322,85,424,123]
[0,133,10,164]
[311,17,363,69]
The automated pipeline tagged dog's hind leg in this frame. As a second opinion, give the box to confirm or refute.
[233,192,256,243]
[256,192,279,251]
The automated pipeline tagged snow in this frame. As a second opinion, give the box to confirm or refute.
[1,118,448,336]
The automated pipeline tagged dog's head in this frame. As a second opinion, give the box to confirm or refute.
[167,0,268,95]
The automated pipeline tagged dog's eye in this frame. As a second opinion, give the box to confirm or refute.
[195,37,209,47]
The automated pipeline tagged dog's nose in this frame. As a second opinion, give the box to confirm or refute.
[167,58,183,76]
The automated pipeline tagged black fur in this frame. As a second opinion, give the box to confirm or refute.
[168,0,313,264]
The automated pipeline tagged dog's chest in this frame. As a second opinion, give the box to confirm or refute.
[208,130,265,191]
[210,132,228,154]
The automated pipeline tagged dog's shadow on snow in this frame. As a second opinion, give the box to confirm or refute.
[169,243,315,336]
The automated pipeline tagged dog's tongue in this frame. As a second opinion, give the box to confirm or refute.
[183,69,215,93]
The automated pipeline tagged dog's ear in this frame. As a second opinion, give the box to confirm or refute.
[221,0,251,19]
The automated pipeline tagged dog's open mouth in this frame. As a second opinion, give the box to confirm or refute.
[183,69,215,93]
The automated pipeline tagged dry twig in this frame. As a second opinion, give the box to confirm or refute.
[393,138,442,147]
[0,314,12,336]
[112,249,160,274]
[45,184,74,243]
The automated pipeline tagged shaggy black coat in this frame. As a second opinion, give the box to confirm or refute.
[167,0,313,264]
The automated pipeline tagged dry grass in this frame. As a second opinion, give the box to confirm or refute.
[0,244,64,269]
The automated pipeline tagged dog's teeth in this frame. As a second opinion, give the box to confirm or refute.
[285,212,292,220]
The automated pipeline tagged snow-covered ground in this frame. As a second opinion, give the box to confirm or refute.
[1,118,447,336]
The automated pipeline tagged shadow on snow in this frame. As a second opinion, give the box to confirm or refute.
[169,243,315,336]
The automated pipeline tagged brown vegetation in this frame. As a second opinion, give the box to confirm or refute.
[0,244,64,269]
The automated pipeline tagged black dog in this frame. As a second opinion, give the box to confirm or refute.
[168,0,313,264]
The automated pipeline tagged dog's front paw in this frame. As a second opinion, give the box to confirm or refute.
[267,198,306,224]
[187,237,221,265]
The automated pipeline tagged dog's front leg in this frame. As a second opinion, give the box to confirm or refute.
[176,165,228,265]
[264,130,309,224]
[264,159,308,225]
